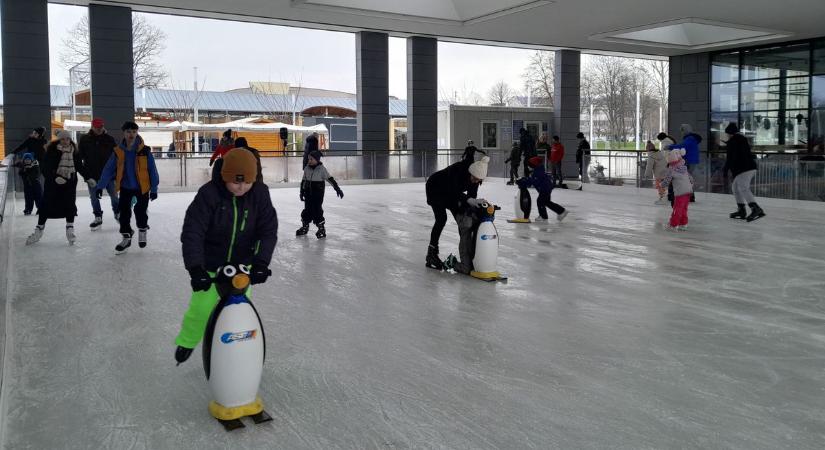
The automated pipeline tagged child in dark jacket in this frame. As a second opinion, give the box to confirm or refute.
[505,142,521,185]
[518,156,568,222]
[14,153,42,215]
[174,148,278,364]
[296,150,344,239]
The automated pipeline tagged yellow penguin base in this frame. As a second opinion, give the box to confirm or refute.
[209,397,264,421]
[470,270,501,280]
[506,218,531,223]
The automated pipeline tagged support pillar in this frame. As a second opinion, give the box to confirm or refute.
[356,31,389,178]
[553,50,581,180]
[90,4,134,142]
[1,0,51,158]
[407,36,437,177]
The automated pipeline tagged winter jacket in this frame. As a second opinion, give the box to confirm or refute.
[98,136,159,194]
[722,133,757,178]
[576,139,590,164]
[14,161,41,186]
[302,135,319,168]
[549,142,565,163]
[661,161,694,196]
[669,133,702,165]
[425,158,479,211]
[300,163,341,198]
[536,141,550,158]
[644,150,668,179]
[505,145,522,166]
[78,130,116,180]
[517,163,554,194]
[12,137,47,163]
[39,141,83,219]
[462,145,479,161]
[181,180,278,272]
[659,137,675,152]
[209,140,234,164]
[520,133,537,159]
[211,146,264,184]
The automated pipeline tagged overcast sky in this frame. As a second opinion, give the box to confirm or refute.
[45,4,536,100]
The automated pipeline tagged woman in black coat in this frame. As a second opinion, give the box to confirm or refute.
[25,131,85,245]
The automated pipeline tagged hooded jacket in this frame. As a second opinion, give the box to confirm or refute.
[517,163,554,194]
[181,180,278,272]
[644,149,668,179]
[97,136,160,194]
[670,133,702,165]
[661,155,694,196]
[722,133,757,178]
[425,158,479,211]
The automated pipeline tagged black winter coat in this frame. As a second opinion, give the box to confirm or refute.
[520,133,537,158]
[78,130,116,180]
[181,180,278,272]
[505,146,521,166]
[576,139,591,164]
[40,141,83,219]
[12,137,47,163]
[723,133,757,177]
[425,158,479,211]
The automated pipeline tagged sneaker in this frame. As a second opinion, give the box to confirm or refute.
[25,226,44,245]
[654,198,667,205]
[138,228,148,248]
[557,210,568,222]
[66,226,76,245]
[90,216,103,231]
[115,233,132,255]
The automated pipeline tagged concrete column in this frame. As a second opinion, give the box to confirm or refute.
[89,4,134,142]
[553,50,581,179]
[356,31,389,178]
[407,36,437,177]
[668,52,709,151]
[1,0,51,157]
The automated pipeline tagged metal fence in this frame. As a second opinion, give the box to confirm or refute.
[585,150,825,202]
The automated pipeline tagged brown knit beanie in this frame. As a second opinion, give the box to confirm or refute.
[221,148,257,183]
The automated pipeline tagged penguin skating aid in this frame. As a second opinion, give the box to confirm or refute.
[201,264,273,431]
[470,202,508,282]
[507,186,532,223]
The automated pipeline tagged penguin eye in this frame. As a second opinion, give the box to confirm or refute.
[239,264,250,274]
[223,266,237,277]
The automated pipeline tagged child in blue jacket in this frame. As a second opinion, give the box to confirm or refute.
[517,156,568,222]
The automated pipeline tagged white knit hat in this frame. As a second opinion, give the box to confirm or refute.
[667,148,686,163]
[468,156,490,179]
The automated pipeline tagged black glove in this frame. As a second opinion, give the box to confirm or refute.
[299,191,305,202]
[336,188,344,199]
[250,265,271,285]
[95,189,103,199]
[150,192,158,201]
[188,266,212,292]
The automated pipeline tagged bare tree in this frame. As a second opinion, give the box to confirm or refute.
[439,81,483,106]
[586,55,636,142]
[522,51,555,106]
[251,76,304,125]
[488,80,514,106]
[646,60,669,132]
[153,79,206,153]
[60,14,168,88]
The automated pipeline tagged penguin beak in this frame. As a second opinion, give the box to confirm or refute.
[232,274,250,290]
[486,205,495,215]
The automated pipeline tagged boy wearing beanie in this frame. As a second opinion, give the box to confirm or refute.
[425,155,490,274]
[14,153,42,215]
[174,148,278,364]
[518,156,568,222]
[296,150,344,239]
[95,121,160,254]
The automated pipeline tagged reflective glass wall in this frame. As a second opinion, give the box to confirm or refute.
[710,38,825,154]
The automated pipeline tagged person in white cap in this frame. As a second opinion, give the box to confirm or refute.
[424,155,490,273]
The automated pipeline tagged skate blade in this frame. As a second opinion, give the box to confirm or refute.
[746,214,765,222]
[217,418,246,431]
[250,410,273,424]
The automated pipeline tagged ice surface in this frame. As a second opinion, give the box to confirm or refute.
[2,180,825,449]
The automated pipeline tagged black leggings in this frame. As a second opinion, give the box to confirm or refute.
[429,205,450,248]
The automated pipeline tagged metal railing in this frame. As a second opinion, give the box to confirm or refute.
[584,149,825,202]
[0,156,13,224]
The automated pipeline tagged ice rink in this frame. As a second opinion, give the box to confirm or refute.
[2,180,824,449]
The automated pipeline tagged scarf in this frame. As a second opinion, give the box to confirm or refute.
[55,142,76,181]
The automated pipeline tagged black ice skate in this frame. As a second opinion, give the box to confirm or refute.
[295,223,309,236]
[315,223,326,239]
[730,204,747,220]
[115,233,132,254]
[426,245,444,270]
[746,204,766,222]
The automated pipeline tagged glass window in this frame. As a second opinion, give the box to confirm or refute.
[813,75,825,108]
[785,77,810,110]
[811,109,825,151]
[784,110,808,147]
[712,52,739,82]
[741,43,810,80]
[712,83,738,112]
[710,112,739,149]
[740,111,781,147]
[740,79,780,110]
[481,121,498,149]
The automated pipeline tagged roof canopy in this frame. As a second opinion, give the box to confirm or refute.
[62,119,328,134]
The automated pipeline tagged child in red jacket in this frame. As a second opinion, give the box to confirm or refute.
[549,135,565,186]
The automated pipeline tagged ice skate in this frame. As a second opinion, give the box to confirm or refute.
[66,225,76,245]
[25,226,43,245]
[138,228,148,248]
[654,198,668,205]
[90,216,103,231]
[295,223,309,236]
[115,233,132,254]
[315,223,326,239]
[557,210,568,222]
[425,245,444,270]
[746,204,765,222]
[730,204,747,220]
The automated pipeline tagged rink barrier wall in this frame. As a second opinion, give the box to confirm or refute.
[0,156,15,442]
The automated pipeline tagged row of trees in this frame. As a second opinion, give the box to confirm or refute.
[440,52,670,144]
